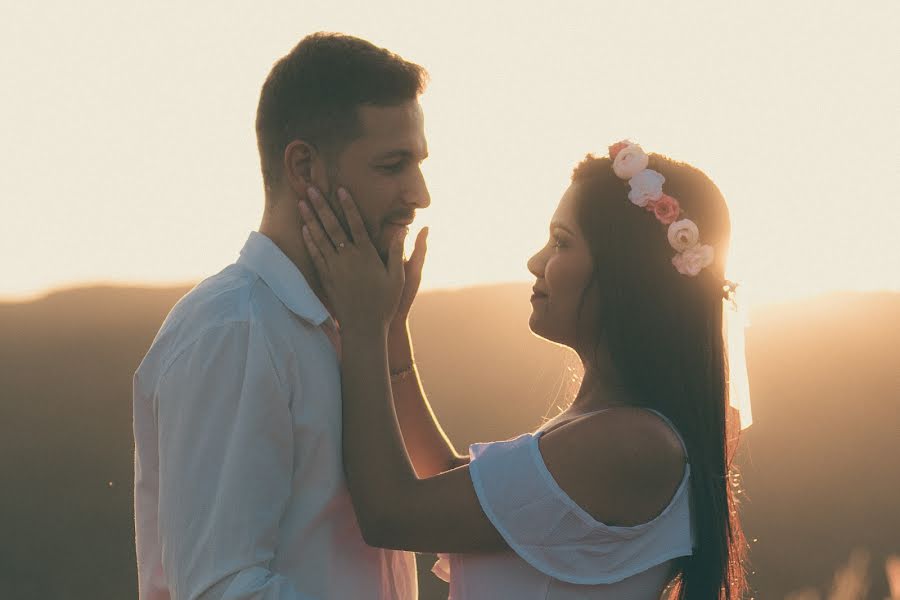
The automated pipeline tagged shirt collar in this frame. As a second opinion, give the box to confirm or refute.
[236,231,331,327]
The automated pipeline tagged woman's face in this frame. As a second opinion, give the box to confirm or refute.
[526,184,598,349]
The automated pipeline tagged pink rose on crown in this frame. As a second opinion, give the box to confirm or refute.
[667,218,700,252]
[627,169,665,207]
[612,143,650,179]
[672,244,715,276]
[649,194,681,225]
[608,140,631,160]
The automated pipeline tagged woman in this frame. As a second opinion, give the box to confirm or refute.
[298,141,750,599]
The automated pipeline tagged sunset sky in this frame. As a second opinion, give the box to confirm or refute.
[2,1,898,308]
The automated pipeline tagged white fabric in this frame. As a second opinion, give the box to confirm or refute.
[433,408,694,599]
[133,231,417,600]
[724,286,753,429]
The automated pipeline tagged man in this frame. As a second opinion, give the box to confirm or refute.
[133,33,431,599]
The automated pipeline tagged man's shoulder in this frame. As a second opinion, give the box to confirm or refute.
[136,262,320,383]
[136,265,261,379]
[169,264,258,329]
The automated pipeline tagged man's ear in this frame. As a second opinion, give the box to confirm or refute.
[283,140,316,197]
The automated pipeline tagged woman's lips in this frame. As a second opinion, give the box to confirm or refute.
[530,293,548,302]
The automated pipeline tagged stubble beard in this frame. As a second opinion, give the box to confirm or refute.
[323,163,390,264]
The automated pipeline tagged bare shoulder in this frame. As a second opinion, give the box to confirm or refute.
[538,406,687,527]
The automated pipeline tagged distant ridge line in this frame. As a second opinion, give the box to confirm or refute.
[1,281,897,310]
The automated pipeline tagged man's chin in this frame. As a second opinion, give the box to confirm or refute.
[378,223,408,258]
[372,235,391,263]
[382,222,408,238]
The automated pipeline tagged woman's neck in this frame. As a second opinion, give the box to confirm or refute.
[569,345,633,414]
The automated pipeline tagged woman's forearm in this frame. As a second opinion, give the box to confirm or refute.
[340,326,417,535]
[388,321,467,476]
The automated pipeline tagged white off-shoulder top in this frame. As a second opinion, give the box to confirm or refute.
[432,407,695,599]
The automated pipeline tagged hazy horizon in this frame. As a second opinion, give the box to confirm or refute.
[3,278,899,310]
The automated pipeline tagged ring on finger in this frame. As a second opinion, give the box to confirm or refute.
[337,241,346,251]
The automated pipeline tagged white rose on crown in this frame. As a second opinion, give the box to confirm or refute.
[627,169,665,207]
[612,143,650,179]
[672,244,715,277]
[667,219,700,252]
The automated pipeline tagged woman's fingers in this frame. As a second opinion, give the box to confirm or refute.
[301,208,337,262]
[301,225,329,276]
[410,227,429,273]
[305,186,349,249]
[388,227,409,281]
[336,187,368,244]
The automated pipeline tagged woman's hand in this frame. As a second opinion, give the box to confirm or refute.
[394,220,428,329]
[299,185,418,333]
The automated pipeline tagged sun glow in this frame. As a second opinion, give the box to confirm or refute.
[2,1,898,308]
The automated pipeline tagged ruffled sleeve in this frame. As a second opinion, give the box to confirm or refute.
[466,433,694,585]
[431,553,451,583]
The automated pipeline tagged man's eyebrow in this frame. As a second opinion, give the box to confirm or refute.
[373,149,428,161]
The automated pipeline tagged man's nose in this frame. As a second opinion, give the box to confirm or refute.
[415,185,431,209]
[404,167,431,209]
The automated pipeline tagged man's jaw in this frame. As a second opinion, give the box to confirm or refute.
[377,215,415,261]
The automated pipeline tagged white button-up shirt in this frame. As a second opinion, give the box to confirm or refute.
[133,231,417,600]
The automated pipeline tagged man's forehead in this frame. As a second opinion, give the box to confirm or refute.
[355,101,428,158]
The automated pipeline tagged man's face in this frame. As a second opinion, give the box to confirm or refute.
[326,100,430,260]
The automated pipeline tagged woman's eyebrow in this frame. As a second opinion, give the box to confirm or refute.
[550,222,575,235]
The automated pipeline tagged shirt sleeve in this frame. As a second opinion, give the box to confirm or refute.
[466,434,694,585]
[155,321,316,600]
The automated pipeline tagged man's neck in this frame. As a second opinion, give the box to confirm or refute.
[258,219,334,318]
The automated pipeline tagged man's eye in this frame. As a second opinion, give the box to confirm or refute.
[379,162,404,173]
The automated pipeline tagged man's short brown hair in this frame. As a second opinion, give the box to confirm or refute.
[255,32,428,189]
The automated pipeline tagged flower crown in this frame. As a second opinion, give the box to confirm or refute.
[608,139,714,278]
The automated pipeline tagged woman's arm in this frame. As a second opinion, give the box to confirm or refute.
[299,187,500,553]
[387,320,469,478]
[346,324,684,554]
[341,325,504,554]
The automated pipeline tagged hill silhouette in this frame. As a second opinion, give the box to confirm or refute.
[0,284,897,599]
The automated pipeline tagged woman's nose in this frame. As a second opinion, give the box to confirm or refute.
[527,249,544,278]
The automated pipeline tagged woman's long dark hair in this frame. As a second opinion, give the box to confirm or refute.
[571,153,748,599]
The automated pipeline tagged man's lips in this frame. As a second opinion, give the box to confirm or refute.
[384,213,416,227]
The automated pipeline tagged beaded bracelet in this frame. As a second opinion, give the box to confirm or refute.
[389,363,416,383]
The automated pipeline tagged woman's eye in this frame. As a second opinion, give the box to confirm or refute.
[552,237,566,249]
